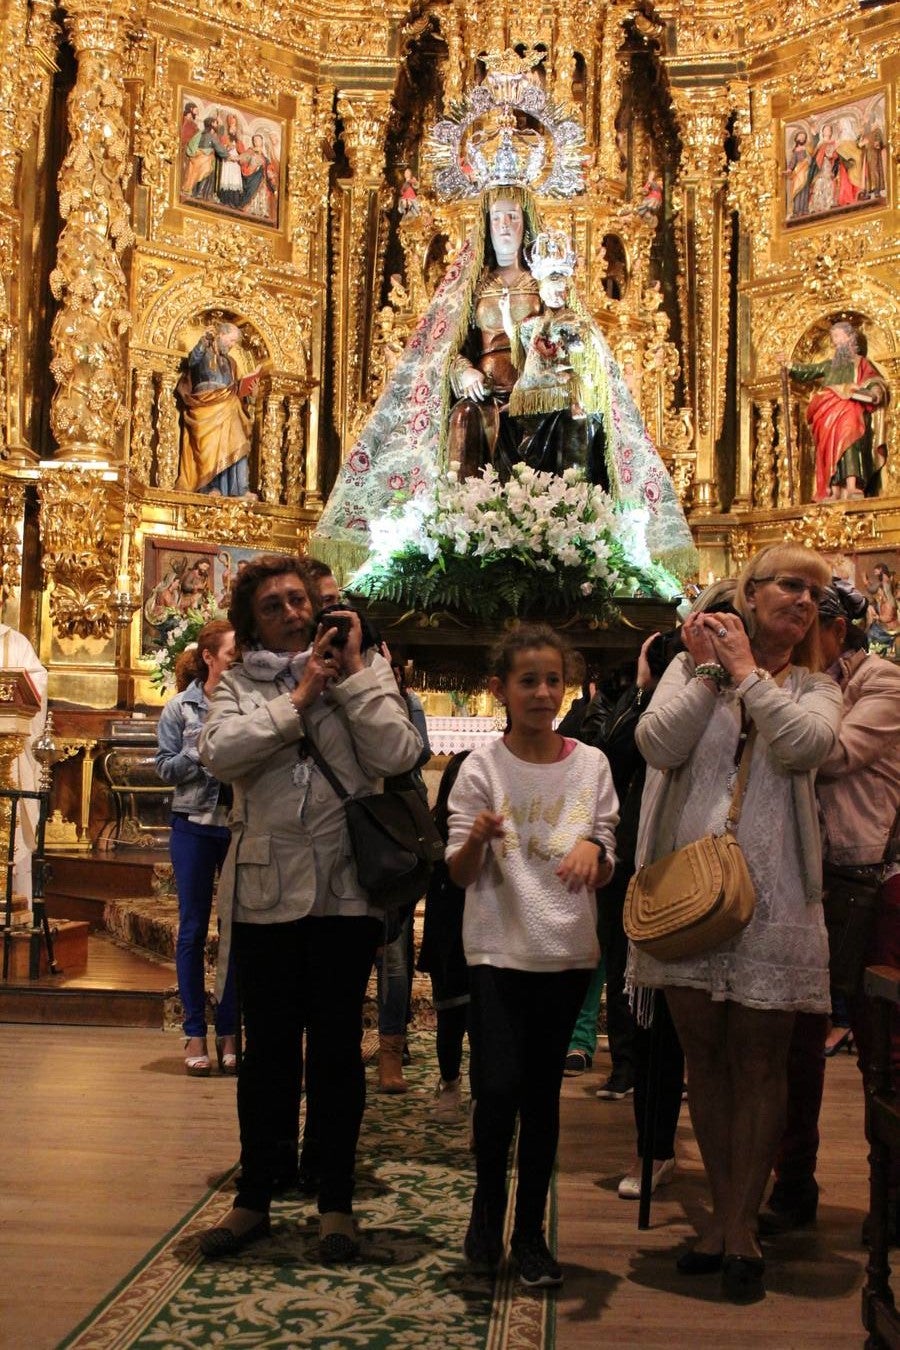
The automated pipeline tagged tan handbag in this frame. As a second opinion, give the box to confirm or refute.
[624,730,757,962]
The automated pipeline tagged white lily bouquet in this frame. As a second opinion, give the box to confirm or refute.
[148,607,225,692]
[350,464,681,623]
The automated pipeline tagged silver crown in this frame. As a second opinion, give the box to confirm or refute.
[427,48,586,202]
[527,230,578,281]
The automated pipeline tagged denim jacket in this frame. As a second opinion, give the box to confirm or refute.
[155,680,226,817]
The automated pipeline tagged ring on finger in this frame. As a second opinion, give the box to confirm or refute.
[716,626,727,638]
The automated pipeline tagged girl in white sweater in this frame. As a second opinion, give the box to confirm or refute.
[447,624,618,1288]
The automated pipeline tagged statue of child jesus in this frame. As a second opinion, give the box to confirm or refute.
[499,230,609,486]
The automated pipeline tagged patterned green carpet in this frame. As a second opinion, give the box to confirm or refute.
[60,1046,555,1350]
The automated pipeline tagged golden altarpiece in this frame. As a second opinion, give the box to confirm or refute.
[0,0,897,848]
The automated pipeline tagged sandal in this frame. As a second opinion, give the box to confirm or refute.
[185,1038,211,1077]
[216,1037,238,1075]
[198,1212,270,1259]
[319,1211,360,1263]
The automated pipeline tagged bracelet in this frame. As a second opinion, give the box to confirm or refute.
[585,836,608,863]
[693,662,730,688]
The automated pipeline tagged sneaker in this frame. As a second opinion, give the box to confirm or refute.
[596,1071,634,1100]
[464,1195,503,1271]
[431,1077,463,1122]
[617,1156,676,1199]
[510,1230,563,1288]
[563,1050,592,1077]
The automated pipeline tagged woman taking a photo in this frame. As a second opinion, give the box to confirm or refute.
[155,619,238,1076]
[630,544,842,1301]
[194,555,422,1263]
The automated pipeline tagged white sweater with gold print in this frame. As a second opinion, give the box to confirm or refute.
[446,739,619,972]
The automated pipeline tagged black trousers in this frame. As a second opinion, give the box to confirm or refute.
[232,914,381,1216]
[468,964,591,1237]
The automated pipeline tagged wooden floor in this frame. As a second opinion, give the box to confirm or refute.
[0,1024,872,1349]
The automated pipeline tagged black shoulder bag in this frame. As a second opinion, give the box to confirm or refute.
[301,736,445,913]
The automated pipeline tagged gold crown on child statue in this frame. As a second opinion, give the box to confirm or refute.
[527,230,578,281]
[427,47,586,202]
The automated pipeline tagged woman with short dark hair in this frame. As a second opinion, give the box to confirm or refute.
[195,554,422,1263]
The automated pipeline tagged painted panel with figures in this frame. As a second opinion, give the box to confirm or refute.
[783,91,887,227]
[178,90,283,229]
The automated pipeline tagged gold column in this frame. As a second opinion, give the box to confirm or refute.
[752,399,776,511]
[155,360,181,490]
[48,0,134,461]
[552,9,577,107]
[283,395,306,508]
[670,87,732,512]
[259,381,286,506]
[129,363,155,486]
[0,0,59,463]
[596,2,627,181]
[334,91,393,457]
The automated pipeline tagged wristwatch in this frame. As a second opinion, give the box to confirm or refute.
[735,668,773,698]
[585,837,608,862]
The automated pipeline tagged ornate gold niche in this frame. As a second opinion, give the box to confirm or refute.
[0,0,895,732]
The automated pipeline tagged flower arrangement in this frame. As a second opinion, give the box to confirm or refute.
[148,607,226,692]
[349,464,681,623]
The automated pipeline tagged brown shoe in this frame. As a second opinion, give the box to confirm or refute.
[378,1033,408,1093]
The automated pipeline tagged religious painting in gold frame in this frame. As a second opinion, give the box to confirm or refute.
[142,539,222,656]
[822,547,900,661]
[782,90,887,227]
[178,88,284,230]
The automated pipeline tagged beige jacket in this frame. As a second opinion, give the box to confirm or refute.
[635,653,842,904]
[817,650,900,867]
[199,650,423,992]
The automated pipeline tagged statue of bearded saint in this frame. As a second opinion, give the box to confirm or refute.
[447,192,543,479]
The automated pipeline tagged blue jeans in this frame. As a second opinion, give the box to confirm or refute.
[170,815,235,1038]
[376,911,413,1036]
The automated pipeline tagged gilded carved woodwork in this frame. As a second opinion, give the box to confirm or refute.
[38,468,120,640]
[49,0,134,460]
[597,4,628,182]
[333,91,393,454]
[0,477,25,612]
[669,85,732,506]
[784,504,879,553]
[0,0,897,705]
[752,400,776,511]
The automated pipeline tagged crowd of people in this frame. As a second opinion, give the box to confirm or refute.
[154,543,900,1303]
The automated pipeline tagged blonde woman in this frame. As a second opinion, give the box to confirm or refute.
[630,544,842,1300]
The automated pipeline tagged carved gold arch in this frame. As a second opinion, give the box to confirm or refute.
[133,273,310,379]
[753,280,900,372]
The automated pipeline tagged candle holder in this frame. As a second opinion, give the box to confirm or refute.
[113,590,140,629]
[33,711,59,794]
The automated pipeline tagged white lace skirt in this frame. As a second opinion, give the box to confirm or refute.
[629,722,830,1014]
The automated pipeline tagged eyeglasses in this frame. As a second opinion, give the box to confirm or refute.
[753,575,825,604]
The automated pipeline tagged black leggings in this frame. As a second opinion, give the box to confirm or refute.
[435,1001,468,1084]
[468,965,590,1237]
[232,914,380,1216]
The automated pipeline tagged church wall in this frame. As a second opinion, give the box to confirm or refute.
[0,0,897,845]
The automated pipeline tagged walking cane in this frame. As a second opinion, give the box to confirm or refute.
[638,990,663,1229]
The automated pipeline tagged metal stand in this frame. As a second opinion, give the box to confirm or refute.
[0,785,54,980]
[638,990,662,1230]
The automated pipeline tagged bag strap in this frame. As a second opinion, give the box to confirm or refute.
[724,726,756,834]
[300,734,350,802]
